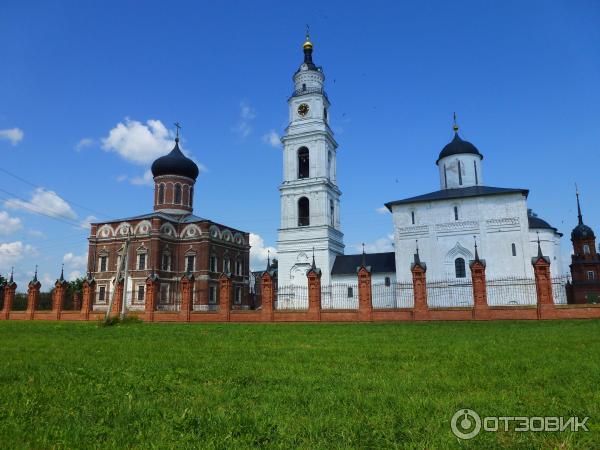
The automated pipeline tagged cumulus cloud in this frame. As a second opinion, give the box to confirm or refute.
[130,170,154,186]
[75,138,94,151]
[0,241,36,272]
[102,118,174,165]
[232,101,256,138]
[63,252,88,270]
[0,211,22,234]
[0,128,24,145]
[5,188,77,220]
[375,206,389,214]
[79,215,97,230]
[352,234,395,254]
[67,270,82,281]
[262,130,281,148]
[249,233,277,271]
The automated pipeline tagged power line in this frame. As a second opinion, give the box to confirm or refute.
[0,189,84,228]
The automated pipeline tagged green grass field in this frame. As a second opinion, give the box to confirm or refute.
[0,320,598,449]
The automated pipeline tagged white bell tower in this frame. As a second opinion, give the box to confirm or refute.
[277,32,344,287]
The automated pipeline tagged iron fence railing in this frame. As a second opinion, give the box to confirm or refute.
[427,279,474,308]
[486,277,537,306]
[322,284,358,309]
[371,282,414,308]
[551,276,570,305]
[276,285,308,310]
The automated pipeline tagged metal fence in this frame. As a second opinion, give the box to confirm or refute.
[276,285,309,310]
[486,277,537,306]
[427,279,474,308]
[551,276,569,305]
[322,283,358,309]
[372,282,414,308]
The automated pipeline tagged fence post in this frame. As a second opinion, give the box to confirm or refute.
[219,273,231,322]
[110,278,124,319]
[26,274,41,320]
[357,267,373,322]
[1,273,16,320]
[411,249,428,320]
[179,273,194,322]
[469,245,489,320]
[261,271,275,322]
[53,268,68,320]
[73,292,81,311]
[81,275,95,320]
[145,271,159,322]
[307,258,322,321]
[532,238,554,319]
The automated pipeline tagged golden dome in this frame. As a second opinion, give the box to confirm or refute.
[303,39,313,50]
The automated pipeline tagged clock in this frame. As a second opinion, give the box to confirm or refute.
[297,103,310,117]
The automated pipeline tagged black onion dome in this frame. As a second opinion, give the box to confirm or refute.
[571,223,595,240]
[437,132,483,164]
[151,139,199,180]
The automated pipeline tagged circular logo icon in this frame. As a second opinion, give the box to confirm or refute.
[451,409,481,440]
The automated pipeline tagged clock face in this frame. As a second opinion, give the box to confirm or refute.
[297,103,310,117]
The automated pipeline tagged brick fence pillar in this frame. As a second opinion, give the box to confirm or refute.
[307,264,322,321]
[357,266,373,321]
[26,277,41,320]
[411,253,428,321]
[532,240,554,319]
[145,273,159,322]
[1,276,16,320]
[219,273,231,322]
[179,274,194,322]
[261,271,275,322]
[111,279,124,319]
[469,255,489,320]
[81,275,95,320]
[53,273,68,320]
[73,292,81,311]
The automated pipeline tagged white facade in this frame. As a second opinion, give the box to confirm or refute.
[277,41,344,286]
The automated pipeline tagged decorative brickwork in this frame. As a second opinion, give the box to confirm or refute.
[26,279,41,320]
[52,278,68,320]
[1,281,16,320]
[81,277,95,320]
[219,273,231,322]
[357,266,373,321]
[180,274,194,322]
[469,258,489,319]
[261,271,274,321]
[306,266,322,321]
[411,260,428,320]
[111,279,124,318]
[145,275,159,322]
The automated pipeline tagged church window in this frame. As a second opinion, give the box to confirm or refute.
[411,211,415,225]
[458,160,463,185]
[235,287,242,304]
[302,83,306,92]
[298,147,309,179]
[512,243,517,256]
[298,197,310,226]
[455,258,466,278]
[158,184,165,204]
[454,206,459,221]
[186,255,195,273]
[162,253,171,271]
[324,107,328,121]
[210,255,217,272]
[137,253,146,270]
[444,165,448,189]
[588,271,595,280]
[98,286,106,302]
[583,244,590,255]
[189,187,193,207]
[160,284,169,303]
[137,285,145,303]
[99,256,107,272]
[330,200,335,227]
[236,260,243,276]
[385,277,391,287]
[474,161,479,185]
[224,258,231,273]
[174,184,182,204]
[347,287,354,298]
[328,151,332,179]
[209,286,217,304]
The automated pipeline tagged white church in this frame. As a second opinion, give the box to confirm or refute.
[276,33,563,289]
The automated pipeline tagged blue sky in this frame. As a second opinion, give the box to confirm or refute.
[1,1,599,290]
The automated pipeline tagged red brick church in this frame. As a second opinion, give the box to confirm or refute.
[86,131,251,312]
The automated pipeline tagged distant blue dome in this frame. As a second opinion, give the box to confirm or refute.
[151,139,199,180]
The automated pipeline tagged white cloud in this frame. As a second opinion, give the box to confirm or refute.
[130,170,154,186]
[63,251,88,270]
[375,206,389,214]
[67,270,82,281]
[0,128,24,145]
[353,234,395,254]
[5,188,77,220]
[0,241,36,272]
[79,215,97,230]
[116,174,127,182]
[249,233,277,271]
[75,138,94,151]
[0,211,22,234]
[232,101,256,138]
[262,130,281,148]
[102,118,174,165]
[28,229,45,238]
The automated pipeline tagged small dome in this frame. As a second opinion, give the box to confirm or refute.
[151,139,199,180]
[303,39,313,49]
[437,132,483,164]
[572,223,595,240]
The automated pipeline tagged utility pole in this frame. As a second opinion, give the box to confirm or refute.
[121,228,133,319]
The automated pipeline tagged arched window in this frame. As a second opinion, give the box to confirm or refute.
[298,147,309,179]
[189,186,194,207]
[455,258,466,278]
[584,244,591,255]
[302,83,306,92]
[511,243,517,256]
[385,277,391,287]
[298,197,310,226]
[458,160,463,185]
[174,184,182,204]
[327,151,332,179]
[330,199,334,227]
[158,184,165,204]
[474,161,479,185]
[454,206,459,221]
[411,211,415,225]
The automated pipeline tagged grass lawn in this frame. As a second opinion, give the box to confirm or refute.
[0,320,598,449]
